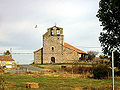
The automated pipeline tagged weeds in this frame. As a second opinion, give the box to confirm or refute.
[0,74,7,90]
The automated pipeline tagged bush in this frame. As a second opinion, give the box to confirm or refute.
[115,71,120,76]
[64,65,94,74]
[93,64,110,79]
[0,75,7,89]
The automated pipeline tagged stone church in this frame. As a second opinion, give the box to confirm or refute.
[34,25,88,64]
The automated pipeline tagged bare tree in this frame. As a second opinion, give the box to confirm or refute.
[87,51,99,61]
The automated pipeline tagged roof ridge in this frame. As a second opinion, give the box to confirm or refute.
[64,42,88,54]
[34,48,43,53]
[0,55,14,61]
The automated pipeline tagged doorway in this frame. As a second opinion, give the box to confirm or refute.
[51,57,55,63]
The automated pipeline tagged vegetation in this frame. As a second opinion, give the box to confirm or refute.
[32,62,96,66]
[97,0,120,67]
[93,64,111,79]
[87,51,99,60]
[64,65,94,74]
[0,75,7,90]
[99,55,108,59]
[0,73,120,89]
[0,62,120,89]
[3,50,12,57]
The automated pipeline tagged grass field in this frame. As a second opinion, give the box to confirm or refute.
[32,62,95,66]
[0,73,120,90]
[31,63,94,71]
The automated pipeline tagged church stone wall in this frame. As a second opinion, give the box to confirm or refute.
[43,30,64,63]
[34,49,42,64]
[63,46,80,63]
[34,26,84,64]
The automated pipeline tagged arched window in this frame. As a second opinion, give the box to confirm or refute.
[51,29,54,36]
[57,30,60,36]
[52,46,54,51]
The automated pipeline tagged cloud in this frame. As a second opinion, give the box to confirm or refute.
[0,0,102,64]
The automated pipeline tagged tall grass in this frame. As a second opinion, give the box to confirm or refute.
[0,74,7,89]
[64,65,94,74]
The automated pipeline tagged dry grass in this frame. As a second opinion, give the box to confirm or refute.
[31,64,95,79]
[1,72,120,90]
[28,64,120,89]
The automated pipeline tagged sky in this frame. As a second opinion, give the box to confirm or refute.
[0,0,102,64]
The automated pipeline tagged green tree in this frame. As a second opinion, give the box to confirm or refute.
[97,0,120,67]
[93,64,110,79]
[99,55,108,59]
[4,50,12,57]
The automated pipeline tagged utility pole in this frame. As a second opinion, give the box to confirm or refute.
[112,50,115,90]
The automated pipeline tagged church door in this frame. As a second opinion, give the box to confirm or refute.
[51,57,55,63]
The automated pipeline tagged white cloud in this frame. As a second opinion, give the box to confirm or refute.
[0,0,102,64]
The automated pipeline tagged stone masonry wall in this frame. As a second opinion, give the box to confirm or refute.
[63,46,80,63]
[34,26,83,64]
[43,31,64,63]
[34,49,42,64]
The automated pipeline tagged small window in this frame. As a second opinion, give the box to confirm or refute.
[57,30,60,36]
[51,30,54,36]
[52,47,54,50]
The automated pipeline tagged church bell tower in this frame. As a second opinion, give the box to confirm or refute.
[43,25,64,63]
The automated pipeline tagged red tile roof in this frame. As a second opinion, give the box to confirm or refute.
[0,55,14,61]
[64,42,88,54]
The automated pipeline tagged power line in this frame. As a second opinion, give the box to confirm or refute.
[0,53,33,54]
[12,53,33,54]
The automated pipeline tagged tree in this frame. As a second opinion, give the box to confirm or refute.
[93,64,110,79]
[87,51,99,60]
[97,0,120,67]
[3,50,12,57]
[99,55,108,59]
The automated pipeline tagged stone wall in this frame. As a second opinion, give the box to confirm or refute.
[34,26,85,64]
[43,27,64,64]
[34,48,43,64]
[63,46,80,63]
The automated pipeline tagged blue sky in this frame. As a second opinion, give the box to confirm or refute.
[0,0,102,64]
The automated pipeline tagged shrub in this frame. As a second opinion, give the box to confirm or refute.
[99,55,108,59]
[115,71,120,76]
[83,85,118,90]
[64,65,94,74]
[0,75,7,89]
[73,65,94,74]
[93,64,110,79]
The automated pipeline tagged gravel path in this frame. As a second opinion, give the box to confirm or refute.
[7,65,44,73]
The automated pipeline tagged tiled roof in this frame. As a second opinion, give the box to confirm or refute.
[64,42,88,54]
[0,55,14,61]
